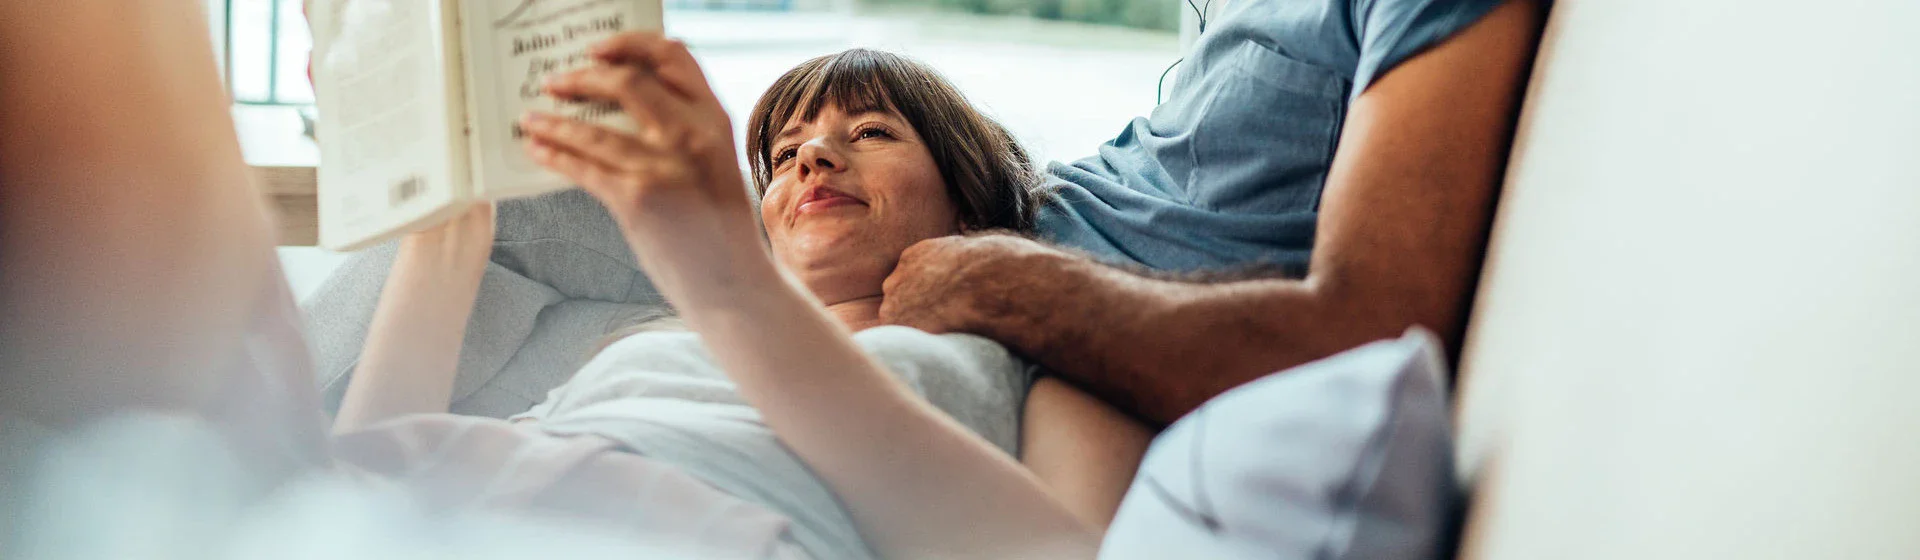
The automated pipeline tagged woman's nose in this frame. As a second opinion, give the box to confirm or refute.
[796,141,844,179]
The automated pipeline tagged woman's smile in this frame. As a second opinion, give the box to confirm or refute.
[795,185,868,216]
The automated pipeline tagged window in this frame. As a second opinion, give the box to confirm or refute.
[217,0,1187,165]
[222,0,315,106]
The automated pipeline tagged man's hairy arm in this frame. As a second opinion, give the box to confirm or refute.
[883,0,1544,424]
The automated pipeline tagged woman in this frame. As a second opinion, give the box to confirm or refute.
[325,39,1145,560]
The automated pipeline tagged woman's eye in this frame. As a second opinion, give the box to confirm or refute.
[855,126,891,140]
[772,147,798,166]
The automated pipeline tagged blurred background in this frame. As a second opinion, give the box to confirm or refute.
[209,0,1196,298]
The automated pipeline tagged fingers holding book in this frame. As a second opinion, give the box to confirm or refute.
[588,33,720,108]
[541,62,689,137]
[519,113,649,172]
[518,112,682,203]
[517,31,752,237]
[518,111,710,210]
[542,32,721,130]
[530,31,734,167]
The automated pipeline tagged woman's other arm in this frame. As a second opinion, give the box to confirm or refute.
[520,34,1100,559]
[332,205,494,432]
[1021,377,1155,529]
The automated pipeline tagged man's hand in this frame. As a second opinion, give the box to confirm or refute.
[884,233,1201,422]
[881,233,1074,340]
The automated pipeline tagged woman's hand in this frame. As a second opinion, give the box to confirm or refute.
[518,32,769,298]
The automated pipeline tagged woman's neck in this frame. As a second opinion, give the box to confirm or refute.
[824,294,886,332]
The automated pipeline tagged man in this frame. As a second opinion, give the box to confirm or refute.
[879,0,1547,424]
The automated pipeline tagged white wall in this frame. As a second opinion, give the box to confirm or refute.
[1455,1,1920,558]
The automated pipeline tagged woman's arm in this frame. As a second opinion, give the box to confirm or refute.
[680,261,1100,560]
[519,34,1100,559]
[1021,377,1156,530]
[332,204,494,432]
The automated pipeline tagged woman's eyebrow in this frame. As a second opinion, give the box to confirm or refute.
[774,124,806,143]
[847,110,901,123]
[774,111,900,143]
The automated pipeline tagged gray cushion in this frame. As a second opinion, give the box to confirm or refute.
[302,188,670,419]
[1099,328,1458,560]
[490,189,661,304]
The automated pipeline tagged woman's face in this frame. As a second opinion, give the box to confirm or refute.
[760,102,958,304]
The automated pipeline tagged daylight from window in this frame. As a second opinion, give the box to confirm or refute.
[220,0,1182,166]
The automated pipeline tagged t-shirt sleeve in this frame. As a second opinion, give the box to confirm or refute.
[1349,0,1511,97]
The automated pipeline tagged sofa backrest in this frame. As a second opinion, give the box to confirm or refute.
[1452,0,1920,557]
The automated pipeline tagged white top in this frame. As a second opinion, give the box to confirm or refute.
[513,325,1034,560]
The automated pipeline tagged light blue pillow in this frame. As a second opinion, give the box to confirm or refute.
[1099,328,1458,560]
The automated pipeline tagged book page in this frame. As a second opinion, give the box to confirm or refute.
[311,0,466,250]
[460,0,664,199]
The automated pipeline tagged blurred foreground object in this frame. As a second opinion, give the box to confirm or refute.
[1455,1,1920,558]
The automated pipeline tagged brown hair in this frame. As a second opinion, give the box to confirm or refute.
[745,48,1045,233]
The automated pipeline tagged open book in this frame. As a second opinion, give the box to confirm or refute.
[309,0,664,251]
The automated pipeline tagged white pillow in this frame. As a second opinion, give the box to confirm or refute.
[1100,328,1458,560]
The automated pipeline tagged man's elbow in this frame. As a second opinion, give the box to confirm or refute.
[1309,267,1477,361]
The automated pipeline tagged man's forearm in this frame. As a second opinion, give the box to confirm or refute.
[880,236,1385,426]
[988,256,1393,425]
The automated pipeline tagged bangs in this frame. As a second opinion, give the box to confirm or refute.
[770,50,904,134]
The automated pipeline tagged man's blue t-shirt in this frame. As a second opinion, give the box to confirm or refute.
[1037,0,1510,273]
